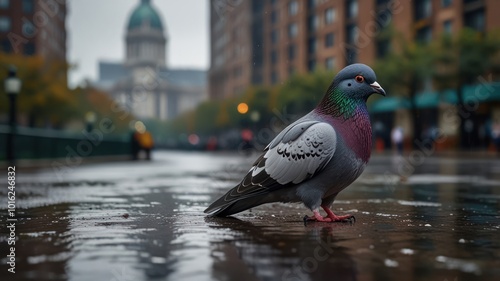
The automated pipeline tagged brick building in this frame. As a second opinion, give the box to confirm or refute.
[209,0,500,100]
[0,0,67,63]
[209,0,264,100]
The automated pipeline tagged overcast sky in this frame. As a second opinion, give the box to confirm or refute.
[67,0,209,87]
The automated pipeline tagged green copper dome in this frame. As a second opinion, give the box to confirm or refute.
[127,0,164,31]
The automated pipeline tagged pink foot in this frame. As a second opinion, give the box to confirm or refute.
[322,206,355,222]
[303,208,356,226]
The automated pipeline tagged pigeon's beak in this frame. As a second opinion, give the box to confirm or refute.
[370,81,386,96]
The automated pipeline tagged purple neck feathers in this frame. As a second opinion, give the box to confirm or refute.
[316,104,373,163]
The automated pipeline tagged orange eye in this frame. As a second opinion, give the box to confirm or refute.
[355,75,364,83]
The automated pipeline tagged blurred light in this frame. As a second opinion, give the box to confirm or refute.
[241,129,253,142]
[134,121,146,133]
[188,134,200,145]
[85,111,97,123]
[250,111,260,122]
[4,66,21,95]
[237,103,249,114]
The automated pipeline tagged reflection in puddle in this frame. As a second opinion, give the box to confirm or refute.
[205,217,357,281]
[435,256,481,275]
[0,151,499,281]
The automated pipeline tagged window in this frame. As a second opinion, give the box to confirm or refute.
[346,0,358,19]
[0,0,9,9]
[23,0,34,13]
[376,39,390,58]
[325,8,336,24]
[464,8,485,31]
[271,29,279,44]
[415,0,431,20]
[288,23,298,38]
[253,73,263,85]
[271,11,278,24]
[325,57,336,70]
[325,32,335,47]
[308,0,316,9]
[288,0,298,16]
[376,0,391,5]
[288,66,295,75]
[271,50,278,63]
[233,66,242,78]
[24,43,35,55]
[271,71,278,84]
[288,44,296,60]
[22,20,36,37]
[308,59,316,71]
[1,39,11,53]
[441,0,452,7]
[346,24,358,44]
[0,16,11,32]
[307,15,318,31]
[308,38,316,54]
[377,8,392,27]
[416,26,432,43]
[346,48,357,64]
[443,20,452,34]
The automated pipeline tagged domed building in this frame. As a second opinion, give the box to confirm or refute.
[96,0,206,120]
[125,0,167,69]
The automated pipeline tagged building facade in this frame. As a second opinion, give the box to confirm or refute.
[96,0,206,121]
[209,0,265,100]
[209,0,500,100]
[0,0,66,62]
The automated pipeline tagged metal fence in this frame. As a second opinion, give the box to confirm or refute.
[0,125,131,161]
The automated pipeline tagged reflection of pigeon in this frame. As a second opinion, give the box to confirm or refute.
[205,64,385,223]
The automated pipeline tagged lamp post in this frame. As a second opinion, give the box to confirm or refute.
[4,66,21,164]
[85,111,97,132]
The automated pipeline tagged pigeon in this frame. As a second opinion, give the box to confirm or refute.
[205,63,385,223]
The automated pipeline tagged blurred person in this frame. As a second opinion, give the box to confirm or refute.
[391,126,404,155]
[206,136,218,151]
[130,130,140,160]
[373,121,386,152]
[240,128,254,155]
[492,119,500,154]
[133,121,154,160]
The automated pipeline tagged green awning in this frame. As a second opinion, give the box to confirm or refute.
[370,97,410,113]
[443,83,500,103]
[415,92,439,108]
[442,89,457,104]
[370,83,500,113]
[370,92,438,113]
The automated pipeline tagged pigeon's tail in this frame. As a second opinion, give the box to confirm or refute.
[204,193,268,217]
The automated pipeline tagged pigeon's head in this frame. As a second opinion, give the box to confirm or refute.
[331,63,386,100]
[317,63,385,118]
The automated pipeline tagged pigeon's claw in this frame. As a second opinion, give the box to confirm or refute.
[340,215,356,224]
[322,206,356,224]
[303,210,333,226]
[303,208,357,226]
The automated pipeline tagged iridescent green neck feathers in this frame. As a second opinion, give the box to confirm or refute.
[316,87,365,119]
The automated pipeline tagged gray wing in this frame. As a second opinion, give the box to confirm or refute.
[204,121,337,214]
[262,122,337,184]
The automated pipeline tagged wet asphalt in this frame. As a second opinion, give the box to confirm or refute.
[0,150,499,281]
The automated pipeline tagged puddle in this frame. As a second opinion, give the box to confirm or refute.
[0,151,499,281]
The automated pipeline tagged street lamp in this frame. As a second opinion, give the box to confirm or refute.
[4,66,21,164]
[237,102,249,114]
[85,111,97,132]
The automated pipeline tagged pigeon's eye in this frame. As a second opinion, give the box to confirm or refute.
[355,75,365,83]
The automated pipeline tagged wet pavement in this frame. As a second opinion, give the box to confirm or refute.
[1,150,500,281]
